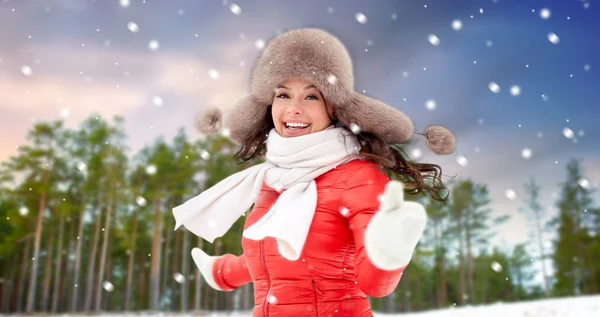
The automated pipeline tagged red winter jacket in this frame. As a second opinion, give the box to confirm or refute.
[212,159,406,316]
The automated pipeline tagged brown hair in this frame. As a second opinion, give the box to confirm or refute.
[233,105,449,203]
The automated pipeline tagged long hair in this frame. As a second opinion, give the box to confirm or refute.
[233,105,449,203]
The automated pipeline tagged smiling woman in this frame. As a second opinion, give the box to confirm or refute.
[272,78,333,138]
[178,28,456,317]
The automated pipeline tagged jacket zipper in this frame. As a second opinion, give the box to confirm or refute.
[261,197,277,317]
[312,280,319,317]
[261,240,270,316]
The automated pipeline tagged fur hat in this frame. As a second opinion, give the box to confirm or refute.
[197,28,455,155]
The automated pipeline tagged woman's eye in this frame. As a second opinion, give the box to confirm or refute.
[276,93,289,98]
[306,94,318,100]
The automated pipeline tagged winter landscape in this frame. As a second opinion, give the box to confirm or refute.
[1,0,599,316]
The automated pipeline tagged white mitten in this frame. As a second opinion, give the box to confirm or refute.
[364,180,427,270]
[191,248,223,291]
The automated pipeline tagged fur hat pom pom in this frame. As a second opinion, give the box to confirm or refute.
[424,125,455,155]
[195,107,223,134]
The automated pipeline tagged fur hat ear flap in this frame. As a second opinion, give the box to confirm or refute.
[195,107,223,135]
[423,125,455,155]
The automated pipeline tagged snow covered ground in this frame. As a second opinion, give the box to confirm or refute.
[6,295,600,316]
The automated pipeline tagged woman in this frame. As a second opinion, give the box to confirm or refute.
[173,28,455,316]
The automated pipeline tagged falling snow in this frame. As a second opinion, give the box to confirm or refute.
[21,65,33,76]
[457,156,468,166]
[521,148,532,159]
[547,32,559,44]
[355,13,367,24]
[127,21,139,33]
[425,99,436,111]
[563,128,574,139]
[505,189,517,200]
[136,196,147,207]
[148,40,160,51]
[152,95,164,107]
[427,34,440,46]
[491,261,503,272]
[510,85,521,96]
[488,82,500,93]
[19,207,28,216]
[451,20,463,31]
[146,164,157,175]
[229,3,242,15]
[173,272,185,284]
[540,8,551,20]
[102,281,114,292]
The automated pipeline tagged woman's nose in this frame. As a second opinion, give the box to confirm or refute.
[286,104,302,115]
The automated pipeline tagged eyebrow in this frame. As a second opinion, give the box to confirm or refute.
[276,84,317,91]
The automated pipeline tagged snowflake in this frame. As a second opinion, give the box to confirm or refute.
[102,281,114,292]
[355,13,367,24]
[339,207,349,217]
[255,39,265,49]
[60,108,70,118]
[152,95,164,107]
[425,99,436,111]
[562,127,574,139]
[208,69,219,79]
[488,82,500,93]
[173,273,185,284]
[547,32,559,44]
[21,65,33,76]
[349,123,361,134]
[148,40,160,51]
[146,165,157,175]
[327,74,337,84]
[136,196,147,207]
[510,85,521,96]
[521,148,532,159]
[427,34,440,46]
[505,189,517,200]
[19,207,29,216]
[229,3,241,15]
[456,156,468,166]
[127,21,139,33]
[578,178,590,189]
[120,0,130,7]
[451,20,463,31]
[411,148,422,159]
[491,261,503,272]
[540,8,551,19]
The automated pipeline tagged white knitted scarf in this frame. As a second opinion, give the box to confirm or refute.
[173,125,360,261]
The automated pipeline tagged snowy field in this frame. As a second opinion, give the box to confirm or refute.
[5,294,600,316]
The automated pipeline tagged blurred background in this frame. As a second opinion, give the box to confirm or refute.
[0,0,599,315]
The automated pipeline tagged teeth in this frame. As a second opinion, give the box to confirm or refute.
[286,122,309,128]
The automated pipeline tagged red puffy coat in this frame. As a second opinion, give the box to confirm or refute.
[212,159,406,316]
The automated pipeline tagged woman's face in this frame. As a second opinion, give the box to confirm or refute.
[271,78,332,138]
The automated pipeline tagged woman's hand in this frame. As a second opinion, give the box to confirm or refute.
[191,248,223,291]
[364,180,428,270]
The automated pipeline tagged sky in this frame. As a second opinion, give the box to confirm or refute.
[1,0,599,286]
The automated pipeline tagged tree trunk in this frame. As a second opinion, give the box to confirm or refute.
[26,169,49,313]
[180,229,189,312]
[41,219,56,312]
[102,240,113,311]
[95,182,115,311]
[71,201,88,312]
[213,239,221,310]
[51,214,65,312]
[150,197,163,311]
[534,208,551,297]
[84,193,104,311]
[17,237,32,312]
[194,238,203,311]
[124,210,139,311]
[458,224,466,305]
[1,255,18,313]
[162,215,173,300]
[465,213,475,304]
[64,215,77,312]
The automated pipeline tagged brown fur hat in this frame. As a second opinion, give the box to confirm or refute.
[197,28,455,155]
